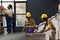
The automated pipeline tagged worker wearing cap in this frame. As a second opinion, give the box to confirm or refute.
[24,12,36,33]
[40,13,56,40]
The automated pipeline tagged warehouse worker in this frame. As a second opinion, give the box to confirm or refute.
[26,12,36,26]
[40,13,56,40]
[24,12,36,33]
[3,4,13,34]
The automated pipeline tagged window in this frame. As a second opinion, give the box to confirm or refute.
[15,0,27,1]
[2,0,14,1]
[2,2,14,12]
[0,0,26,27]
[16,3,26,14]
[16,2,26,27]
[16,15,26,27]
[3,16,7,27]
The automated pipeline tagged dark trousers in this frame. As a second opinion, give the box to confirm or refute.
[5,14,13,33]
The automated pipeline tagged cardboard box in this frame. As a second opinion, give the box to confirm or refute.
[0,6,4,11]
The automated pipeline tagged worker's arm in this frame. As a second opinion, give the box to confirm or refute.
[40,22,48,33]
[40,25,51,33]
[3,9,13,17]
[3,10,10,14]
[40,20,52,33]
[44,20,52,32]
[44,25,50,32]
[40,26,46,33]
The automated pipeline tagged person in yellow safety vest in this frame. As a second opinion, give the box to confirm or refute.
[40,13,56,40]
[24,12,36,33]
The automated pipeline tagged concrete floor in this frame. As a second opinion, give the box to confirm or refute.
[0,32,46,40]
[0,32,60,40]
[0,32,27,40]
[0,27,59,40]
